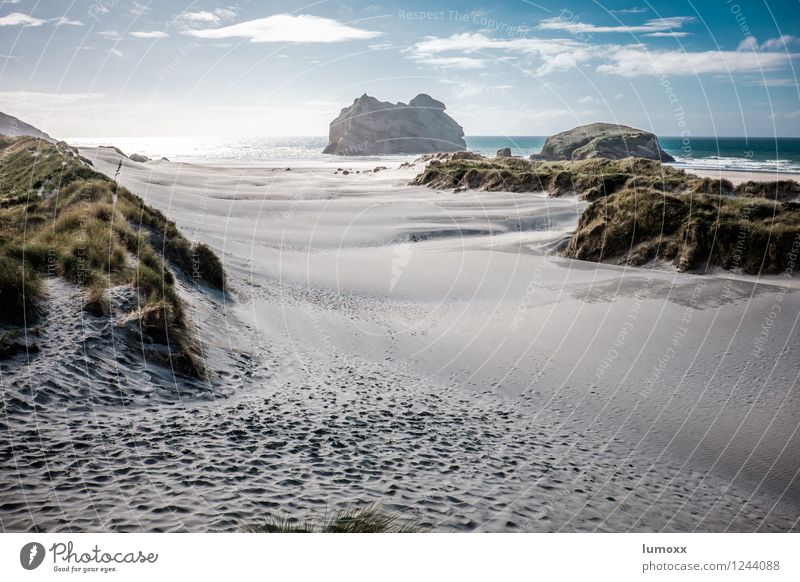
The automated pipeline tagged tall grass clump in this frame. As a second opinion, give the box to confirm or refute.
[0,255,42,322]
[242,504,427,533]
[564,188,800,273]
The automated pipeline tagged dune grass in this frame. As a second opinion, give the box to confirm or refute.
[413,154,800,274]
[564,187,800,273]
[0,135,225,375]
[412,155,799,204]
[242,503,427,533]
[0,255,42,323]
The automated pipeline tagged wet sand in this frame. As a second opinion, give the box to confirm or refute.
[1,150,798,532]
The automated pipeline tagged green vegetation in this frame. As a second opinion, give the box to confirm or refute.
[0,254,42,322]
[564,188,800,274]
[413,154,800,274]
[0,135,226,375]
[242,503,427,533]
[413,156,736,199]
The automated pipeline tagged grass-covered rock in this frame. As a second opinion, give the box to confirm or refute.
[0,135,226,375]
[563,188,800,273]
[413,155,746,200]
[412,153,800,275]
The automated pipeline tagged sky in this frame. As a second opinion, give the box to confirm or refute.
[0,0,798,138]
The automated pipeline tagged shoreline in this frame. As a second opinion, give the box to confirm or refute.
[63,137,800,176]
[673,167,800,185]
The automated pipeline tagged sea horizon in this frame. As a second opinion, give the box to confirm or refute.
[65,134,800,173]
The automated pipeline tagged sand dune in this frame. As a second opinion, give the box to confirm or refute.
[2,147,794,532]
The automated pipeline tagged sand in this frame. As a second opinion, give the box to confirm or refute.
[685,168,800,185]
[1,149,797,532]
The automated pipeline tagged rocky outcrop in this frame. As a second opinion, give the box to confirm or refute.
[496,147,512,157]
[0,111,55,142]
[323,93,466,155]
[130,153,150,163]
[533,123,674,162]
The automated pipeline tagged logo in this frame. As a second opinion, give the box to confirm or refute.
[20,542,46,570]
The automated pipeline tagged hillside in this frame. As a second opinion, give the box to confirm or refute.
[0,135,225,375]
[0,111,55,142]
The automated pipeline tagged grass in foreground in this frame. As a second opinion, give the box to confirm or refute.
[0,136,226,375]
[242,504,428,533]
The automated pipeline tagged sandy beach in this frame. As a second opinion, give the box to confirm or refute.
[684,168,800,185]
[2,147,795,532]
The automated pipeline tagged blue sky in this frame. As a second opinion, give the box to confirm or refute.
[0,0,798,137]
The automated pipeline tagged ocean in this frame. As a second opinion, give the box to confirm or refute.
[67,135,800,173]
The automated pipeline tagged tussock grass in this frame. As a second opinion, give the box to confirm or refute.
[0,255,42,323]
[412,154,800,275]
[412,155,736,200]
[242,504,427,533]
[564,188,800,274]
[0,136,225,375]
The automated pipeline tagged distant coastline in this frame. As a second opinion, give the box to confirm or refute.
[65,135,800,174]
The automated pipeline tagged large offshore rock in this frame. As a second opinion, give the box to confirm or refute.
[534,123,674,162]
[322,93,466,155]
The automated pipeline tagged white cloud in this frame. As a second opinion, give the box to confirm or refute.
[761,35,797,50]
[110,48,123,58]
[408,32,592,74]
[738,35,798,51]
[131,31,169,39]
[99,30,121,40]
[0,12,46,26]
[411,30,797,78]
[598,47,795,76]
[181,11,222,24]
[613,7,647,14]
[644,32,689,38]
[538,16,694,35]
[577,95,596,104]
[414,55,487,69]
[177,7,239,26]
[53,16,83,26]
[183,14,382,43]
[0,12,83,27]
[213,8,238,22]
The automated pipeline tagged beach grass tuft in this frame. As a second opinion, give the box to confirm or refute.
[0,255,42,323]
[242,503,428,533]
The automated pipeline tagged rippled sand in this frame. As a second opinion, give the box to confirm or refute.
[1,150,798,532]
